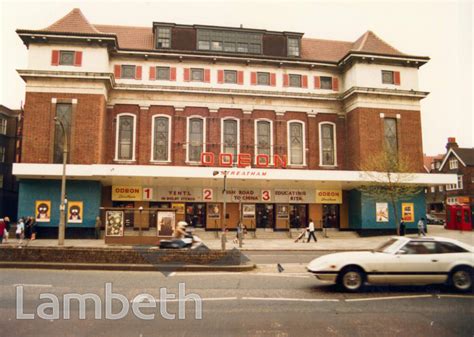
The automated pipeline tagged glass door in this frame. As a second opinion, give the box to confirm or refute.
[185,203,206,228]
[256,204,274,228]
[322,204,340,228]
[289,204,308,229]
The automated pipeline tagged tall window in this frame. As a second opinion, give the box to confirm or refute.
[287,37,300,57]
[0,118,7,135]
[320,123,336,166]
[255,120,272,157]
[152,116,170,162]
[222,119,239,161]
[384,118,398,155]
[156,27,171,48]
[288,121,304,165]
[449,158,458,170]
[116,114,135,161]
[53,103,72,164]
[188,117,204,162]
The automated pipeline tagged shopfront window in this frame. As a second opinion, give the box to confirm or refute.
[186,203,206,228]
[256,204,274,228]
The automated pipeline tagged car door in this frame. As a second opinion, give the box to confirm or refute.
[432,241,473,281]
[381,240,445,285]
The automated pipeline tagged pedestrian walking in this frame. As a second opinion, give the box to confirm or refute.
[307,219,317,243]
[16,218,25,244]
[399,220,406,236]
[417,217,426,236]
[2,217,11,243]
[233,222,242,244]
[30,217,37,240]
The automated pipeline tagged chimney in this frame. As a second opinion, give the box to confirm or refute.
[446,137,458,151]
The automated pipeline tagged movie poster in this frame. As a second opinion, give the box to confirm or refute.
[67,201,83,224]
[208,204,220,219]
[157,211,175,236]
[242,204,255,219]
[376,202,389,222]
[106,211,124,237]
[35,200,51,222]
[402,203,414,222]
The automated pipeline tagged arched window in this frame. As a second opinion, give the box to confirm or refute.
[187,117,205,162]
[115,114,136,161]
[255,120,273,158]
[221,118,239,161]
[151,115,171,162]
[288,121,305,165]
[319,122,336,166]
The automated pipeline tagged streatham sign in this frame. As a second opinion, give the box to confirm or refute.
[201,152,287,168]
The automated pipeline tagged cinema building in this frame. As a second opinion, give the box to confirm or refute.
[14,9,455,237]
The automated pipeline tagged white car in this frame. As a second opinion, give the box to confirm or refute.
[307,236,474,292]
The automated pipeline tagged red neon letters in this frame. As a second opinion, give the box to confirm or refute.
[201,152,287,168]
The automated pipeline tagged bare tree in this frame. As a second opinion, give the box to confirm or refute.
[358,150,423,235]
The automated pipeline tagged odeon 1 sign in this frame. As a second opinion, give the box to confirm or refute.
[200,152,287,168]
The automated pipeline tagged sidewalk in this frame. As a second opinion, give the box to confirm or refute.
[6,225,473,251]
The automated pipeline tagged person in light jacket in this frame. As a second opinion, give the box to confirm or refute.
[417,217,426,236]
[306,219,317,243]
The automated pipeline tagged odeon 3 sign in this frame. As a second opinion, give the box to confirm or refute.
[201,152,287,168]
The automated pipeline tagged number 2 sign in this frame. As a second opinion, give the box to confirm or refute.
[203,188,214,201]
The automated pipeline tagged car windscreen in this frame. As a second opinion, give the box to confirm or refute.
[374,238,399,253]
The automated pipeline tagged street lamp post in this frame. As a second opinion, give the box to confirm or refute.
[54,117,68,246]
[213,170,228,250]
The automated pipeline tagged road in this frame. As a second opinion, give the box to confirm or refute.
[0,253,473,337]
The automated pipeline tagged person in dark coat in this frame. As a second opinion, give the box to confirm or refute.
[399,220,406,236]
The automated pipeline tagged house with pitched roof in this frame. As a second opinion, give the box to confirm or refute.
[13,8,455,238]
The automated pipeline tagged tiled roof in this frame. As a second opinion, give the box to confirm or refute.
[30,8,413,62]
[43,8,102,35]
[454,148,474,166]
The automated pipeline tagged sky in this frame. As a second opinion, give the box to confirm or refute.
[0,0,472,155]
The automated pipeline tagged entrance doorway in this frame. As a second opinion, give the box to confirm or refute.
[185,203,206,228]
[290,204,308,228]
[112,201,134,228]
[149,202,171,228]
[322,204,340,228]
[256,204,274,228]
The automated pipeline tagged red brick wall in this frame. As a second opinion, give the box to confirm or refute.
[345,107,424,172]
[22,92,106,164]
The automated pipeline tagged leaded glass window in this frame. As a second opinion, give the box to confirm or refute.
[289,74,302,87]
[156,67,170,80]
[117,115,134,160]
[197,29,262,54]
[287,37,300,57]
[59,51,75,65]
[188,118,204,162]
[191,68,204,82]
[121,65,136,79]
[223,119,238,161]
[224,70,237,84]
[257,72,270,85]
[153,117,169,161]
[256,121,271,156]
[53,103,72,164]
[384,118,398,154]
[156,27,171,48]
[320,76,332,90]
[382,70,394,84]
[289,122,303,165]
[321,124,335,166]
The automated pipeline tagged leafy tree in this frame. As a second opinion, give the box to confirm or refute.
[358,150,423,235]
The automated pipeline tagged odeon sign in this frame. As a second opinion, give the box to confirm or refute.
[200,152,287,168]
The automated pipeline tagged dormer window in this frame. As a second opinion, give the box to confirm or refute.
[449,158,458,170]
[197,29,262,54]
[287,37,300,57]
[156,27,171,48]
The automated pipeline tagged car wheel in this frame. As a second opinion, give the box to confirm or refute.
[337,267,365,292]
[449,267,473,292]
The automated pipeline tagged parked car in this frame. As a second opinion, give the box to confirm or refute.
[307,237,473,292]
[426,214,444,225]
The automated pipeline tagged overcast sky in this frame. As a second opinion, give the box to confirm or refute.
[0,0,472,155]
